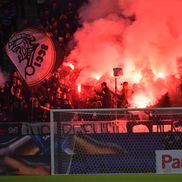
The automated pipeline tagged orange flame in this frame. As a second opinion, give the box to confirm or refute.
[77,84,81,93]
[132,94,154,108]
[69,63,75,70]
[132,72,142,83]
[94,74,101,81]
[153,70,165,79]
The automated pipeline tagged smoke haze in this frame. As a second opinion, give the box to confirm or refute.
[66,0,182,107]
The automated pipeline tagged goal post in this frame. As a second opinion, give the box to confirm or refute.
[50,107,182,175]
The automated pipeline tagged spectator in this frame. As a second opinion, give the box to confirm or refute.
[95,82,113,108]
[0,9,13,41]
[36,0,47,18]
[118,82,134,108]
[11,87,24,121]
[30,98,42,122]
[16,0,25,18]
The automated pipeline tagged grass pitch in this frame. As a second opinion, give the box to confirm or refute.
[0,174,182,182]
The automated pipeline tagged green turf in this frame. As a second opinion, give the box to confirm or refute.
[0,174,182,182]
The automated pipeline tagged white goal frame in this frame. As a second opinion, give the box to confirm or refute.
[50,107,182,175]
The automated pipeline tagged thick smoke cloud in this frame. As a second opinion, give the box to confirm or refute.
[67,0,182,107]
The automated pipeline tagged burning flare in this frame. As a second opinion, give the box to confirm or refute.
[77,84,81,93]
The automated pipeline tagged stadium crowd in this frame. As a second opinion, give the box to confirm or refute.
[0,0,128,123]
[0,0,86,122]
[0,0,171,123]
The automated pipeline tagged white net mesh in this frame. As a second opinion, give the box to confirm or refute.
[50,108,182,174]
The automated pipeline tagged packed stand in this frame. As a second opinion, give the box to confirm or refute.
[0,0,86,122]
[39,0,83,54]
[0,0,164,123]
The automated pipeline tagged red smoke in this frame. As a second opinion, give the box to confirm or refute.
[65,0,182,107]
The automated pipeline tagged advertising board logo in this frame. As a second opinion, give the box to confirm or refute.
[156,150,182,173]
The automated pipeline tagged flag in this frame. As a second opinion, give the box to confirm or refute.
[5,28,63,86]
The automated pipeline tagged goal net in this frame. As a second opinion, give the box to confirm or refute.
[50,108,182,175]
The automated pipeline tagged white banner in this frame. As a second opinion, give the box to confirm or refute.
[156,150,182,173]
[5,28,56,86]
